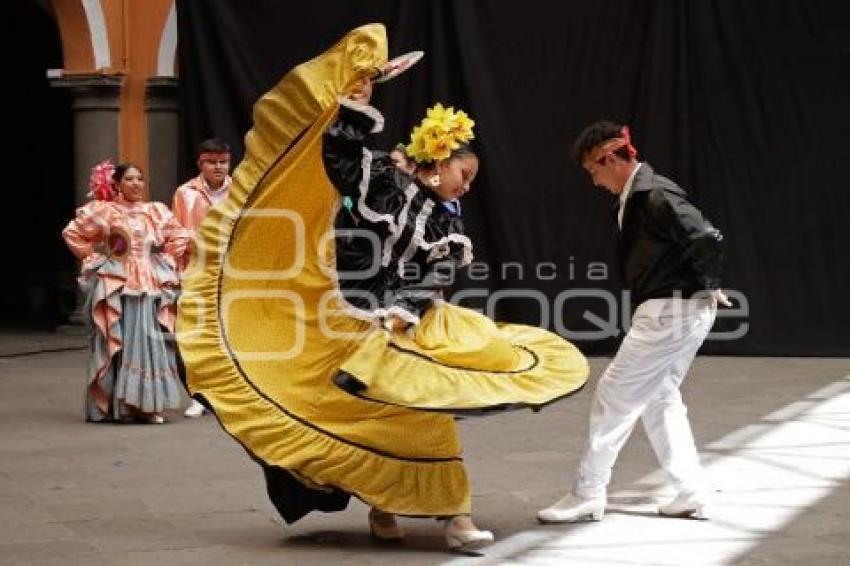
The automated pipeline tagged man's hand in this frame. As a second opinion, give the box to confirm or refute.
[710,289,732,307]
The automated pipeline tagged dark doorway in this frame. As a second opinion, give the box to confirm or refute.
[7,1,75,328]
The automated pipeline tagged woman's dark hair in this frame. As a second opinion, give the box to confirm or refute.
[570,120,632,164]
[450,144,476,161]
[197,138,231,156]
[112,162,142,183]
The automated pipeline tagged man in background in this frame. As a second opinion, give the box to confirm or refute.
[172,138,233,418]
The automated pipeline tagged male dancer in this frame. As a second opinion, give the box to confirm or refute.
[538,121,729,522]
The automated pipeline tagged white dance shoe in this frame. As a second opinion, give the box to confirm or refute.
[658,491,708,519]
[444,516,494,550]
[537,493,606,523]
[184,400,207,418]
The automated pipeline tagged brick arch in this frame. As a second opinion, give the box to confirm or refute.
[50,0,177,191]
[79,0,111,70]
[156,1,177,77]
[51,0,117,73]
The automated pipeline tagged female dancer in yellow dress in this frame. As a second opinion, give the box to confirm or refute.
[177,24,588,551]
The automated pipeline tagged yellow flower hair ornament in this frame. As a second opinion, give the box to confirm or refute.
[405,103,475,163]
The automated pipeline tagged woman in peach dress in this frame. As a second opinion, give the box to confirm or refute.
[63,161,189,424]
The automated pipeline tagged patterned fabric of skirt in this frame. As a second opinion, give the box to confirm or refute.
[85,293,182,421]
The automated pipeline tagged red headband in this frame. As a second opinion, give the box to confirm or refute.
[586,126,638,164]
[198,152,231,162]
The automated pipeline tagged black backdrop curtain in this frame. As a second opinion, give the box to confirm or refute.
[176,0,850,356]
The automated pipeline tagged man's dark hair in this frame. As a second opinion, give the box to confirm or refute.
[197,138,230,156]
[570,121,632,164]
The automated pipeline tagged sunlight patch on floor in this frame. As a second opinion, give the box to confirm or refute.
[444,375,850,565]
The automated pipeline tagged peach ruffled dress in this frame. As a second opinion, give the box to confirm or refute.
[63,198,189,421]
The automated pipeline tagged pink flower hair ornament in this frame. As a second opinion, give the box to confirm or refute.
[87,159,116,201]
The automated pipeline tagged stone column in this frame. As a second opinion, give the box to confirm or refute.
[145,76,181,205]
[49,74,124,206]
[50,74,123,325]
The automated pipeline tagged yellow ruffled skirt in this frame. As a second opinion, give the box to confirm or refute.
[177,24,587,521]
[338,303,588,414]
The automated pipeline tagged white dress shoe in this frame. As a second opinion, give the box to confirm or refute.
[184,400,206,418]
[444,517,494,550]
[537,493,606,523]
[658,491,708,519]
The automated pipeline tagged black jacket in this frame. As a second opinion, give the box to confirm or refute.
[323,101,471,324]
[617,164,723,306]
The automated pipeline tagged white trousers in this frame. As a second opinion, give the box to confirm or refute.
[575,297,717,498]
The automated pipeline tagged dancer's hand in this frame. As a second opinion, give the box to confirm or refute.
[710,288,732,307]
[378,59,402,78]
[383,315,409,332]
[347,76,373,104]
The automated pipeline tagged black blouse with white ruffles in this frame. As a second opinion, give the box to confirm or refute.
[322,99,473,325]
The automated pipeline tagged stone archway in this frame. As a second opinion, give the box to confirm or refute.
[27,0,181,327]
[49,0,180,203]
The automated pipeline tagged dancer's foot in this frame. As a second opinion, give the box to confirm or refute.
[145,413,166,425]
[658,491,708,519]
[537,493,606,523]
[368,508,404,541]
[444,515,494,550]
[184,400,206,418]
